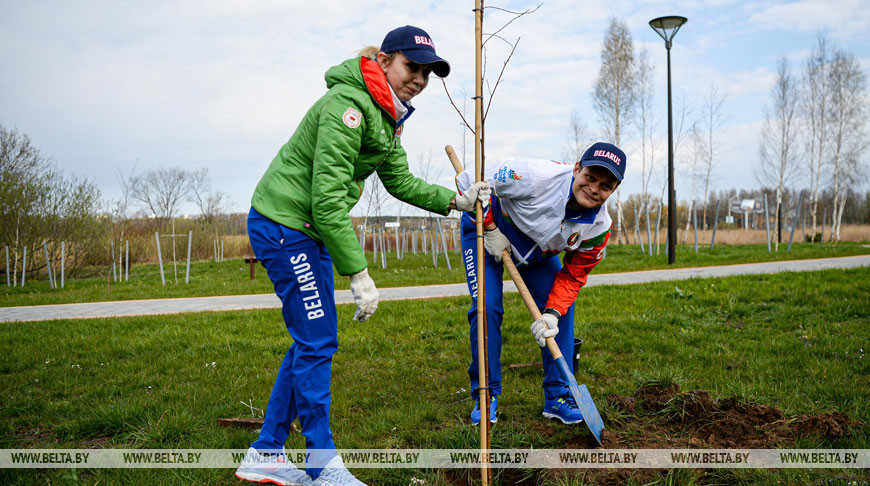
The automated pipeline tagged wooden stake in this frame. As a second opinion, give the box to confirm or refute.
[474,6,491,484]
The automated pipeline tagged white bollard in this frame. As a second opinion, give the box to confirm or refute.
[156,232,165,286]
[43,241,55,289]
[186,230,193,283]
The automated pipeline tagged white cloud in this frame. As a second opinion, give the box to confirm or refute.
[749,0,870,40]
[2,0,868,215]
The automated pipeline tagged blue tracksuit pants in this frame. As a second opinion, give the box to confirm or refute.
[461,215,575,401]
[247,207,337,478]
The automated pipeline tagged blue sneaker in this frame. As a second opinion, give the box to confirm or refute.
[543,395,584,424]
[470,395,497,425]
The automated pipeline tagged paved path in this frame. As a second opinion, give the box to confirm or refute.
[2,255,868,323]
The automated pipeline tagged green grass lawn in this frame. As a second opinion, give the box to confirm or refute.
[1,267,867,485]
[2,242,869,308]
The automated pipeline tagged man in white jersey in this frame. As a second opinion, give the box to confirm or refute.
[456,142,625,425]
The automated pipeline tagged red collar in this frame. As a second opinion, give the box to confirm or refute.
[360,57,397,121]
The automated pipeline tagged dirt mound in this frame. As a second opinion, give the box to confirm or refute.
[601,382,860,449]
[443,383,863,485]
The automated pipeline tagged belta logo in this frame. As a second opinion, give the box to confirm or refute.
[343,107,362,128]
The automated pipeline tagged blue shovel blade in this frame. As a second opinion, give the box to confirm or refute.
[555,356,604,445]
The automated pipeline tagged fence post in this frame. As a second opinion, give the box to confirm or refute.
[710,199,720,249]
[21,246,27,286]
[156,232,165,286]
[186,230,193,283]
[110,239,116,281]
[380,229,387,269]
[437,219,451,270]
[431,230,438,268]
[633,206,645,253]
[787,192,803,252]
[125,240,129,282]
[43,241,55,289]
[61,241,66,289]
[5,246,9,287]
[654,202,662,255]
[763,195,771,252]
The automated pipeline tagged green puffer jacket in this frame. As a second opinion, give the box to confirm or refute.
[251,57,455,276]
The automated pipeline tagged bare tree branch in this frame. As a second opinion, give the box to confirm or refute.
[482,2,542,47]
[484,38,520,121]
[441,79,475,134]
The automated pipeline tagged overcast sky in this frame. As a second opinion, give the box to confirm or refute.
[1,0,868,217]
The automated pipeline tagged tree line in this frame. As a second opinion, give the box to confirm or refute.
[1,123,236,280]
[562,20,867,248]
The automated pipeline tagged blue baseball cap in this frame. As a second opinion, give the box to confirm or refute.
[380,25,451,78]
[580,142,626,181]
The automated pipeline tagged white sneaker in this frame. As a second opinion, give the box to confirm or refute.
[312,455,366,486]
[235,447,312,485]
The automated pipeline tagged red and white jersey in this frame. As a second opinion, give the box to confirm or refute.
[457,157,613,315]
[457,158,611,252]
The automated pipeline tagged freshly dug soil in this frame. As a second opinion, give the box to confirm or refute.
[443,382,864,485]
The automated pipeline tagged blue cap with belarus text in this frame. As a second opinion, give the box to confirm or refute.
[581,142,627,181]
[381,25,451,78]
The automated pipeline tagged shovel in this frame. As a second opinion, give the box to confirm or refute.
[501,254,604,445]
[446,145,604,445]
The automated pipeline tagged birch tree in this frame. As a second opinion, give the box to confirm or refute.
[635,47,658,211]
[561,109,593,162]
[131,167,192,227]
[827,48,869,241]
[756,56,800,251]
[592,17,637,243]
[801,34,831,242]
[699,83,727,228]
[682,123,703,243]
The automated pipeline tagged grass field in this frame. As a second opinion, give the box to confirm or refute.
[2,242,869,308]
[1,267,867,485]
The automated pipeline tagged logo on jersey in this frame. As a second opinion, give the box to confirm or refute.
[567,232,580,246]
[343,107,362,128]
[494,167,523,182]
[395,125,403,137]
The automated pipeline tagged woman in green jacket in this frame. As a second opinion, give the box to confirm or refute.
[236,26,490,486]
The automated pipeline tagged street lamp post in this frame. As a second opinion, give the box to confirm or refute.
[649,16,687,265]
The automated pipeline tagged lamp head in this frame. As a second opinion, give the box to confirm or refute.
[649,16,687,46]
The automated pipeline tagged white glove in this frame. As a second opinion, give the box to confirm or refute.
[484,227,511,262]
[350,268,378,322]
[530,310,560,347]
[453,181,492,212]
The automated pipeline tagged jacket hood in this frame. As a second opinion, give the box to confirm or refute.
[325,57,398,121]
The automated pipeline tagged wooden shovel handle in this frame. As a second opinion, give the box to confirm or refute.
[500,253,564,360]
[445,143,563,360]
[445,145,464,174]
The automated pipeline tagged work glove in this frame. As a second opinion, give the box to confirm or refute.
[453,181,492,212]
[350,268,379,322]
[484,227,511,262]
[530,308,560,347]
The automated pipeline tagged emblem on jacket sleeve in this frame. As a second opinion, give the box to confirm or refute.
[343,107,362,128]
[567,232,579,246]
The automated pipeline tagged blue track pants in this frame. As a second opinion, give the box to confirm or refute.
[461,216,575,401]
[247,207,337,478]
